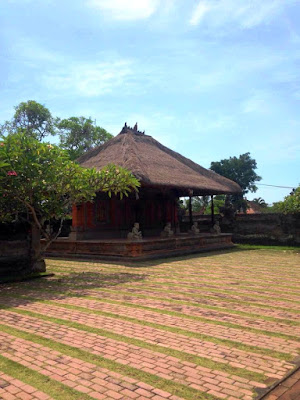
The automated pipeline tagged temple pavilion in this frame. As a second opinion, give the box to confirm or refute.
[47,124,241,260]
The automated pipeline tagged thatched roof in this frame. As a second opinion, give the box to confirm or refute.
[78,124,241,195]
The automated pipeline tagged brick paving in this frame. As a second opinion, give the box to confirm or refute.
[0,248,299,400]
[98,288,299,322]
[0,311,260,399]
[2,297,296,375]
[262,368,300,400]
[19,297,297,356]
[127,283,300,311]
[0,303,292,378]
[0,331,178,400]
[65,291,300,337]
[0,371,52,400]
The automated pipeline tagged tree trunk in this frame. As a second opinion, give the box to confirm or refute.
[30,224,46,273]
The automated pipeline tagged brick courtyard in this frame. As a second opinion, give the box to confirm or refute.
[0,247,299,400]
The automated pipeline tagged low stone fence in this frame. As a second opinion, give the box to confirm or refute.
[232,213,300,246]
[182,213,300,246]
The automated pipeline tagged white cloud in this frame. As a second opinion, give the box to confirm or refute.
[189,114,236,135]
[43,60,135,97]
[189,1,211,26]
[189,0,295,29]
[7,0,52,3]
[255,131,300,162]
[241,92,271,114]
[87,0,160,20]
[10,36,162,98]
[190,48,290,92]
[124,112,178,147]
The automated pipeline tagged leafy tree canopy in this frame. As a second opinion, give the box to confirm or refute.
[1,100,56,140]
[57,117,113,160]
[181,196,210,214]
[272,186,300,214]
[204,195,225,215]
[1,101,114,160]
[210,152,262,213]
[192,196,210,213]
[210,152,261,195]
[0,133,140,269]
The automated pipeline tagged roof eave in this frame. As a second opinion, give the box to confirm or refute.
[140,181,242,196]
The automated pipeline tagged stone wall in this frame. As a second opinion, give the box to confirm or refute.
[0,223,31,280]
[231,213,300,246]
[182,213,300,246]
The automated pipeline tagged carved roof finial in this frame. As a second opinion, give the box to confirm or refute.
[119,122,145,135]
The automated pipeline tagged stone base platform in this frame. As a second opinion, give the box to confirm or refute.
[44,233,234,261]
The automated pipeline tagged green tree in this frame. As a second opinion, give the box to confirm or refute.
[57,117,113,160]
[203,195,226,215]
[192,196,210,213]
[1,100,56,140]
[182,196,210,213]
[0,133,139,272]
[272,186,300,214]
[210,152,261,212]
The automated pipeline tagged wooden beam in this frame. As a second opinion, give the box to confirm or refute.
[211,195,215,225]
[189,196,193,227]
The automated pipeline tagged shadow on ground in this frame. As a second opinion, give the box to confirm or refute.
[46,247,244,269]
[0,270,148,305]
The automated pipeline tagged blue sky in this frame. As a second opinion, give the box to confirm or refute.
[1,0,299,204]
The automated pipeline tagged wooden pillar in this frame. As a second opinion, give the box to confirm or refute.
[86,202,95,228]
[72,204,84,228]
[211,195,215,225]
[189,196,193,227]
[69,203,85,240]
[110,198,116,226]
[83,202,87,231]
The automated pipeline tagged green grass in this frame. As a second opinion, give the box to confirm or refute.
[235,244,300,251]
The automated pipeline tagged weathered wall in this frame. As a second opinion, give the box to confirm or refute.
[0,223,31,280]
[182,213,300,246]
[231,213,300,246]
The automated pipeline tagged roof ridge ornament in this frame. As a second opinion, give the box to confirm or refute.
[119,122,145,135]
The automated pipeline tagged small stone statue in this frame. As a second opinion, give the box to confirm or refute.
[127,222,142,240]
[189,222,200,235]
[210,221,221,235]
[161,222,174,237]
